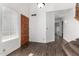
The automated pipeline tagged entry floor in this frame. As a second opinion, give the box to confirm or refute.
[8,42,66,56]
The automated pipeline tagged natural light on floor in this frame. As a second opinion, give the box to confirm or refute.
[1,35,18,43]
[28,53,34,56]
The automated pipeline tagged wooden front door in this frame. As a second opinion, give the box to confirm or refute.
[21,14,29,46]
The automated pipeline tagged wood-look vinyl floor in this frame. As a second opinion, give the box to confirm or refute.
[8,42,66,56]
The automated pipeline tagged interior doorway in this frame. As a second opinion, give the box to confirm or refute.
[55,17,63,45]
[55,16,64,55]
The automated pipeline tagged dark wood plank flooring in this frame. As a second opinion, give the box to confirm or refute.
[8,42,66,56]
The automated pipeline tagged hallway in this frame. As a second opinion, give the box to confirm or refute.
[0,3,79,56]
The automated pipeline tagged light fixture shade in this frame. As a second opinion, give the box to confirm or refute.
[37,3,45,8]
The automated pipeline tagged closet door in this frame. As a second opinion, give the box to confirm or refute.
[21,14,29,46]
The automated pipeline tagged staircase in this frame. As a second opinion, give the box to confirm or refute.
[62,39,79,56]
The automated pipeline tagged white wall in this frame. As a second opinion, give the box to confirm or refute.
[46,5,79,43]
[46,9,71,43]
[0,3,30,55]
[0,6,2,34]
[63,4,79,42]
[47,3,79,42]
[0,3,77,55]
[29,3,46,43]
[1,3,74,43]
[2,7,19,35]
[0,6,20,56]
[0,3,75,44]
[29,3,75,43]
[0,38,20,56]
[46,12,55,43]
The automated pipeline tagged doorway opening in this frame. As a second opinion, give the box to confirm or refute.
[55,16,64,55]
[55,16,63,45]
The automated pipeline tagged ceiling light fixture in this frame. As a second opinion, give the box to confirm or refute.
[37,3,45,8]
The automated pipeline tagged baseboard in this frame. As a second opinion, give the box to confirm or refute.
[29,41,55,44]
[29,41,46,43]
[46,40,55,43]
